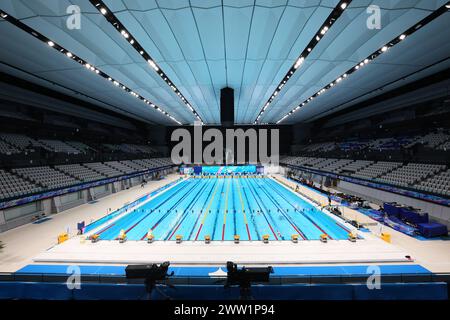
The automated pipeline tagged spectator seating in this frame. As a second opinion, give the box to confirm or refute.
[376,163,445,188]
[338,160,373,173]
[65,141,95,153]
[0,169,42,200]
[105,161,135,174]
[55,164,106,183]
[282,155,449,197]
[12,166,81,190]
[38,139,81,154]
[436,140,450,151]
[0,133,37,150]
[295,129,450,155]
[0,140,21,155]
[0,158,173,202]
[417,131,450,149]
[352,161,402,180]
[417,169,450,197]
[83,162,124,178]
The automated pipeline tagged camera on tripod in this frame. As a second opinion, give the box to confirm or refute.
[125,262,172,280]
[225,261,273,286]
[125,262,174,299]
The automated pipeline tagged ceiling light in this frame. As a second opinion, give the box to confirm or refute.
[381,46,388,52]
[47,41,54,47]
[294,57,304,69]
[341,3,347,9]
[147,59,159,71]
[121,30,129,38]
[66,52,73,58]
[100,8,107,15]
[399,34,406,40]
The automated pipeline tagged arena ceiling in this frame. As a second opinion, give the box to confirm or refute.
[0,0,449,126]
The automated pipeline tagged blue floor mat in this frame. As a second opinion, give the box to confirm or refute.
[32,217,52,224]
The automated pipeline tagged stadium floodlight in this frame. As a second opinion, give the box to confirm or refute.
[341,3,347,9]
[100,7,107,15]
[47,41,54,47]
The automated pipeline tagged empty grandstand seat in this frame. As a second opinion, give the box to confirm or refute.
[0,169,42,200]
[12,166,81,189]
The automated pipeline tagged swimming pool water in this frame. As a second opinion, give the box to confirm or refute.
[94,177,351,241]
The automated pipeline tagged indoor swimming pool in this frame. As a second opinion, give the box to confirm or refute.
[91,177,352,241]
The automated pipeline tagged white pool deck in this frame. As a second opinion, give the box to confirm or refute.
[1,173,449,272]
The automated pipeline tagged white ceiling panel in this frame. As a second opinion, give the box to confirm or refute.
[0,0,448,126]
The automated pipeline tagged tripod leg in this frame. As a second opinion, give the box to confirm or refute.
[239,284,253,300]
[154,284,172,300]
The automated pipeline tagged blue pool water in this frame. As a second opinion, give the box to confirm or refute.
[93,177,352,241]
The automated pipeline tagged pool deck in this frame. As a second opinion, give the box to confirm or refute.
[33,236,411,265]
[1,173,449,273]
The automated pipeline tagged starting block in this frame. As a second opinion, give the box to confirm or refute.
[147,231,154,243]
[262,234,270,244]
[291,234,299,243]
[176,235,182,244]
[118,230,127,243]
[234,235,240,244]
[204,235,211,244]
[90,234,100,243]
[320,234,328,243]
[348,232,357,242]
